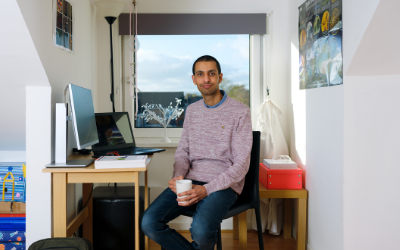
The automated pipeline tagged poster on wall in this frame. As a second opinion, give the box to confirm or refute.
[53,0,73,53]
[298,0,342,89]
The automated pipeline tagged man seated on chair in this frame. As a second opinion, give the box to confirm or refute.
[141,55,253,250]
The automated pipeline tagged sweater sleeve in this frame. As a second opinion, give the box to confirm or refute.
[172,108,191,178]
[203,108,253,195]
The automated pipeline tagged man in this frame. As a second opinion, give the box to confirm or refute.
[141,55,252,250]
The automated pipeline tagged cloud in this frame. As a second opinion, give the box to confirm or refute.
[135,35,249,94]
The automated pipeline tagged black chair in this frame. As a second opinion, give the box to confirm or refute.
[179,131,264,250]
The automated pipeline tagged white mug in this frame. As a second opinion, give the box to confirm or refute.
[176,179,192,203]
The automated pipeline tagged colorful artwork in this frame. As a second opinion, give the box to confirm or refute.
[57,0,62,12]
[53,0,73,52]
[298,0,343,89]
[0,230,26,250]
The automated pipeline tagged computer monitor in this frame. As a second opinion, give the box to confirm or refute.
[68,84,99,150]
[46,84,99,168]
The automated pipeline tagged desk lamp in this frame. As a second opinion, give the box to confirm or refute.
[94,0,126,112]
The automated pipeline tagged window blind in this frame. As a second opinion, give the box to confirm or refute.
[119,13,266,35]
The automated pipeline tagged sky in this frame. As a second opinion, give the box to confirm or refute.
[136,35,250,95]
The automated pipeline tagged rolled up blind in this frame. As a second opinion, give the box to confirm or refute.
[119,13,266,35]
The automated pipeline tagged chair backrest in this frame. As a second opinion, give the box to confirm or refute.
[236,131,260,206]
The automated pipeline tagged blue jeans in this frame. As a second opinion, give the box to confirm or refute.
[141,180,237,250]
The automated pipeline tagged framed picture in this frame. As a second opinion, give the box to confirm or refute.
[53,0,73,53]
[298,0,342,89]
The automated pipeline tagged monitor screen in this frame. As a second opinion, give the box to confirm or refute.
[68,84,99,149]
[92,112,135,151]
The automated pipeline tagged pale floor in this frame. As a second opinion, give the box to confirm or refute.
[149,230,296,250]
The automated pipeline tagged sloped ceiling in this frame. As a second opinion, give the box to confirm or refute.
[346,0,400,76]
[0,0,50,151]
[1,0,49,87]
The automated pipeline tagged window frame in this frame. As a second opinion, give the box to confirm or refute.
[122,34,265,139]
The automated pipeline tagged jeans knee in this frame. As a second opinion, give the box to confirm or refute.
[190,224,217,249]
[140,211,154,237]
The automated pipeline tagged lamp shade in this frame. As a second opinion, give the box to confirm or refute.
[94,0,126,18]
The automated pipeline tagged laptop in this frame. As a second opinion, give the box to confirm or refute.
[92,112,165,157]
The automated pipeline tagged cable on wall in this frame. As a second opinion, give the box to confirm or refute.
[129,0,139,119]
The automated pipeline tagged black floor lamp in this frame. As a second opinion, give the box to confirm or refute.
[94,0,126,112]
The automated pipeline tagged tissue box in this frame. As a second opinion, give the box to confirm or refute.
[263,159,297,169]
[259,163,302,190]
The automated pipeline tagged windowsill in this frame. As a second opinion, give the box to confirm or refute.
[135,137,180,148]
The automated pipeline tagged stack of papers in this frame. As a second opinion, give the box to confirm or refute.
[263,159,297,169]
[95,155,148,169]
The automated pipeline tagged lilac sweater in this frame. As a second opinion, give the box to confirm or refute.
[173,96,253,195]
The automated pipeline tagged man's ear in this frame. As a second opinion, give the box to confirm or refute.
[218,73,223,84]
[192,75,196,85]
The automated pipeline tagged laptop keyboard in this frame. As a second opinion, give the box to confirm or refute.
[93,148,133,157]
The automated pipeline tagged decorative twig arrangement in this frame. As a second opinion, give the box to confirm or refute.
[142,98,184,128]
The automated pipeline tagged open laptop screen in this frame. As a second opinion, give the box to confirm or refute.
[92,112,136,151]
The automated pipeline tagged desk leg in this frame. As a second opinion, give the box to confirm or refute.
[284,199,292,239]
[296,198,307,250]
[145,171,149,250]
[233,214,239,240]
[238,211,247,250]
[134,172,140,250]
[53,173,67,237]
[82,183,93,244]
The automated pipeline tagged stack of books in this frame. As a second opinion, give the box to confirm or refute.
[95,155,149,169]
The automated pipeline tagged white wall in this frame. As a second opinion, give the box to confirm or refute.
[26,86,52,246]
[288,0,344,250]
[289,0,400,250]
[0,0,49,157]
[0,0,52,246]
[344,75,400,250]
[343,0,400,249]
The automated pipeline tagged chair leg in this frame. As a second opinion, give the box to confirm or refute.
[255,207,265,250]
[217,224,222,250]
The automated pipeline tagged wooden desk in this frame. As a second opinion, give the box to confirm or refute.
[233,183,308,250]
[43,155,152,250]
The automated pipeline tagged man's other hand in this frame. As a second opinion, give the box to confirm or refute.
[168,176,184,194]
[177,184,207,206]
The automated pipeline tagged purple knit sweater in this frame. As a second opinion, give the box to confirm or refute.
[173,96,253,195]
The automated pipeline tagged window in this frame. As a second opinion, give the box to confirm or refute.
[134,35,250,128]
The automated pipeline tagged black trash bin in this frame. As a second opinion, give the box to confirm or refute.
[93,186,148,250]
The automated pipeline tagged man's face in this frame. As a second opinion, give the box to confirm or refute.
[192,61,223,97]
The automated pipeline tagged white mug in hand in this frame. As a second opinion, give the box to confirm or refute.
[176,179,192,203]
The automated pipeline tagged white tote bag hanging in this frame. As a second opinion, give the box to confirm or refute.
[252,97,288,235]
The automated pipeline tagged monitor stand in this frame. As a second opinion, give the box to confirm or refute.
[46,103,94,168]
[46,159,94,168]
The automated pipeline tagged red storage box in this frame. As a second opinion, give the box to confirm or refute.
[259,163,302,189]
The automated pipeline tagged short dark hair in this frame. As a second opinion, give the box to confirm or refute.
[192,55,221,75]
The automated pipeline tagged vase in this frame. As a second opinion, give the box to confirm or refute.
[160,126,171,142]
